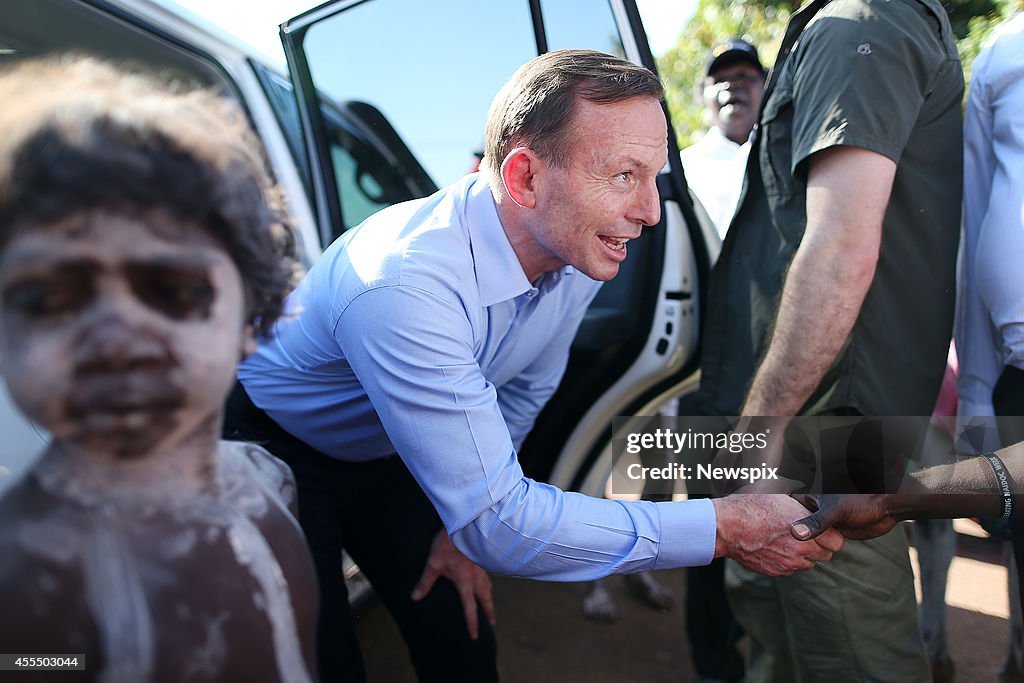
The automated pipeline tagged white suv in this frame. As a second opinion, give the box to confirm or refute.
[0,0,714,504]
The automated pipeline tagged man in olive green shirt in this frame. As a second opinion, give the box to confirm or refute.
[696,0,964,680]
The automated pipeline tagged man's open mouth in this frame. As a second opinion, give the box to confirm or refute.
[718,92,749,109]
[599,236,629,252]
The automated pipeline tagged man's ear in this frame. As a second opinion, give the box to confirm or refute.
[500,147,541,209]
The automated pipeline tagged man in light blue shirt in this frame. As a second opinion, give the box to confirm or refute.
[225,49,843,683]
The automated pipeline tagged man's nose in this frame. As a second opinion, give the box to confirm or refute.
[632,180,662,228]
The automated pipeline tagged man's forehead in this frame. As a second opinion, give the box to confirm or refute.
[574,94,663,115]
[574,138,668,176]
[573,96,665,132]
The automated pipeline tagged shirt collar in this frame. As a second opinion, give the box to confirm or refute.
[465,174,578,307]
[704,125,747,151]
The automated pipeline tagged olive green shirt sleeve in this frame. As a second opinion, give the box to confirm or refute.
[788,0,951,177]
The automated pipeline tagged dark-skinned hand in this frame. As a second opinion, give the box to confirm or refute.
[790,493,898,541]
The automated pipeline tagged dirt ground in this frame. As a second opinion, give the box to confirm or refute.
[357,524,1017,682]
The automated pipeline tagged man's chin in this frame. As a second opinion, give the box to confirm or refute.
[583,262,621,282]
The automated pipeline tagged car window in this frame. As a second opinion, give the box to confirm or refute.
[252,62,314,195]
[253,62,428,229]
[540,0,625,57]
[300,0,537,195]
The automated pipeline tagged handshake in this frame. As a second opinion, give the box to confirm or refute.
[711,495,845,576]
[695,419,1024,576]
[715,441,1021,576]
[712,491,937,577]
[711,491,925,576]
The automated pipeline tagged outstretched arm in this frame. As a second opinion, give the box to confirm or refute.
[790,442,1024,540]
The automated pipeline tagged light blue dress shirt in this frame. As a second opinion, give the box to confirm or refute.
[239,173,716,579]
[957,13,1024,421]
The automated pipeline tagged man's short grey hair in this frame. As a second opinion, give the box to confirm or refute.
[482,49,664,181]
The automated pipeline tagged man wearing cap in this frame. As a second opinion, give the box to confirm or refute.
[696,0,964,680]
[681,38,765,237]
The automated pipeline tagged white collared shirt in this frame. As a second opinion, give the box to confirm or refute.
[956,13,1024,419]
[680,126,751,237]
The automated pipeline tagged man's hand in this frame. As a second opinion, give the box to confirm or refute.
[411,529,496,640]
[713,494,845,575]
[790,493,898,541]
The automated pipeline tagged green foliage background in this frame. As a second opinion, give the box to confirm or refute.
[657,0,1022,148]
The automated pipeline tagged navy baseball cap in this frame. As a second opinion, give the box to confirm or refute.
[705,38,765,77]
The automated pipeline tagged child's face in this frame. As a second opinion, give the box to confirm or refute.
[0,209,250,458]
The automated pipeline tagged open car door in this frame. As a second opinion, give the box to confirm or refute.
[280,0,712,495]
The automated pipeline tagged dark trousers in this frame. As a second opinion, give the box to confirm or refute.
[993,364,1024,616]
[686,498,745,683]
[223,383,498,683]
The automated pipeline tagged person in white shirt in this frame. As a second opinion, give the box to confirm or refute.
[958,13,1024,428]
[681,38,766,239]
[956,12,1024,680]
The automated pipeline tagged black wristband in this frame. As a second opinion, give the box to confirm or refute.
[983,453,1014,520]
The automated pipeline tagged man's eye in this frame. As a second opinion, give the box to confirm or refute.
[615,171,632,182]
[3,281,89,318]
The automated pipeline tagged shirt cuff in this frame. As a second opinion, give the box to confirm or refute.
[652,498,716,569]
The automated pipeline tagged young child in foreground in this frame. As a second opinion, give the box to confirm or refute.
[0,56,318,682]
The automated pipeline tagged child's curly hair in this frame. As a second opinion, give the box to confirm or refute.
[0,55,297,336]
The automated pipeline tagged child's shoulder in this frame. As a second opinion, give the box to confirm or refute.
[0,472,83,549]
[218,440,298,516]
